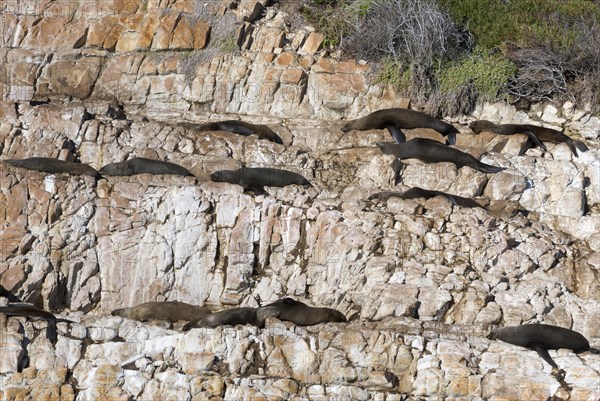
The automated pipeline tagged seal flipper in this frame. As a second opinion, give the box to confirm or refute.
[385,125,406,144]
[574,139,589,153]
[444,195,459,206]
[566,140,580,157]
[248,186,269,196]
[46,319,58,344]
[520,131,547,151]
[533,345,558,368]
[445,132,457,146]
[588,348,600,354]
[474,162,506,174]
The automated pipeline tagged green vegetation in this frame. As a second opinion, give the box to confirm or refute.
[375,58,411,91]
[438,48,517,97]
[301,1,354,48]
[218,35,239,53]
[438,0,600,50]
[301,0,600,112]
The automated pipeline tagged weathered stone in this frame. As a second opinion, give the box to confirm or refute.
[300,32,324,55]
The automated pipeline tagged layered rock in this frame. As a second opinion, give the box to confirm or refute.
[1,0,600,400]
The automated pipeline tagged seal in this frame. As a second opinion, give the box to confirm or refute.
[368,187,482,208]
[99,158,194,177]
[3,158,101,179]
[182,306,279,330]
[376,138,506,173]
[341,108,460,145]
[0,303,74,343]
[469,120,589,157]
[193,120,284,144]
[262,297,347,326]
[111,301,212,323]
[210,167,312,195]
[489,324,599,369]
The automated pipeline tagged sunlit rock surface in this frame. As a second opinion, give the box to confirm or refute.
[1,1,599,400]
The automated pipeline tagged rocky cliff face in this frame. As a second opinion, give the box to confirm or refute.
[1,1,599,400]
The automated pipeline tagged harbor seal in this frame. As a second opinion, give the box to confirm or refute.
[0,304,74,343]
[368,187,482,208]
[489,324,599,369]
[3,158,101,179]
[99,158,194,177]
[263,297,347,326]
[193,120,284,144]
[469,120,589,157]
[376,138,506,173]
[111,301,212,323]
[210,167,312,195]
[341,108,460,145]
[182,306,279,330]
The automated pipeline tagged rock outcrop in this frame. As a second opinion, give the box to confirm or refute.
[1,1,599,400]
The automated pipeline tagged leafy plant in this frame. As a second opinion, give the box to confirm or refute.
[438,48,517,98]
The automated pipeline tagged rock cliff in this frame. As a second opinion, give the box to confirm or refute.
[1,1,599,400]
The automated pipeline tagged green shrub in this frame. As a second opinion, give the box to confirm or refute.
[438,48,517,98]
[374,57,411,91]
[301,1,355,48]
[438,0,600,51]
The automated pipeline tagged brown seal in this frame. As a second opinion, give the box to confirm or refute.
[469,120,589,157]
[262,297,347,326]
[193,120,284,144]
[210,167,312,196]
[341,108,460,145]
[99,158,194,177]
[489,324,598,369]
[368,187,482,208]
[182,306,279,330]
[3,158,101,179]
[111,301,211,323]
[0,304,74,343]
[376,138,506,173]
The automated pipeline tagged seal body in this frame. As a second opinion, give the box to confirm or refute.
[263,297,347,326]
[369,187,482,208]
[195,120,283,144]
[183,307,262,329]
[470,120,589,157]
[342,108,460,145]
[4,158,101,178]
[210,167,312,195]
[489,324,591,368]
[0,304,73,343]
[99,158,194,177]
[111,301,211,323]
[377,138,505,173]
